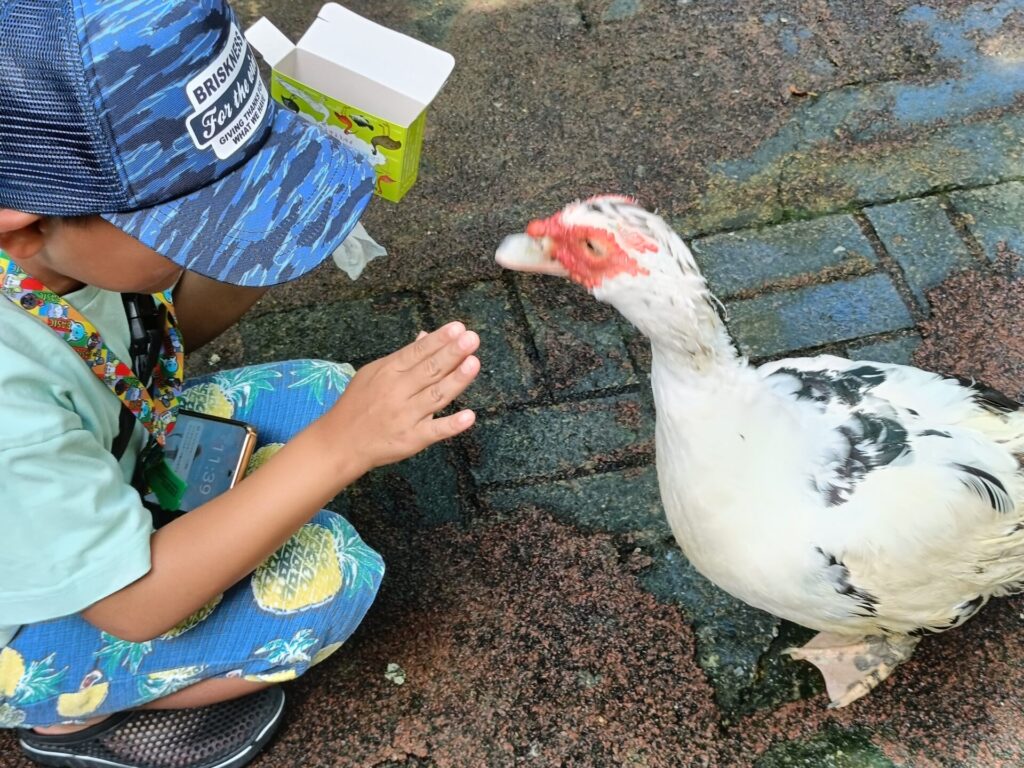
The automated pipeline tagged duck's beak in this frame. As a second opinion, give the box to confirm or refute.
[495,234,569,277]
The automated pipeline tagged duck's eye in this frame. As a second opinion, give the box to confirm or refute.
[583,239,603,256]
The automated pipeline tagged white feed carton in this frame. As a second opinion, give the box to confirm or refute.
[246,4,455,202]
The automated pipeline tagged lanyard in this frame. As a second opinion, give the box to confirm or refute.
[0,254,187,510]
[0,254,184,446]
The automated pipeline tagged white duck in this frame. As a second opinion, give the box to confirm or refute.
[496,195,1024,708]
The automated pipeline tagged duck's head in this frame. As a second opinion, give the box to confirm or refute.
[496,195,696,290]
[497,196,730,359]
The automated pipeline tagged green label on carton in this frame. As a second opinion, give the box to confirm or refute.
[270,72,425,202]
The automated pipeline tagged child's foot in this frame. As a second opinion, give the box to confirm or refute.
[19,686,285,768]
[32,715,109,736]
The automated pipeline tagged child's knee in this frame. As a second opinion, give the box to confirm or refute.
[312,513,383,635]
[251,512,383,640]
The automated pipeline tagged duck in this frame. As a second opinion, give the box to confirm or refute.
[495,195,1024,708]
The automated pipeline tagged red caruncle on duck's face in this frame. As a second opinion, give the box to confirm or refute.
[526,212,653,290]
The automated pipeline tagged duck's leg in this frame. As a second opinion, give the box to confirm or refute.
[785,632,919,708]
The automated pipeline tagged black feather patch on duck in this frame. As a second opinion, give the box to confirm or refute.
[772,365,887,408]
[955,463,1014,514]
[910,595,986,636]
[947,595,986,628]
[816,413,911,506]
[946,375,1022,414]
[816,548,879,617]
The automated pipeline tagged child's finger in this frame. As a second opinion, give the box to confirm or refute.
[410,330,479,385]
[427,409,476,442]
[413,354,480,414]
[395,322,464,370]
[416,331,428,340]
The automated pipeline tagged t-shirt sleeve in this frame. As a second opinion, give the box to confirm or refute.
[0,364,153,625]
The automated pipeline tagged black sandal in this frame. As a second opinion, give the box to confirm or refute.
[18,686,285,768]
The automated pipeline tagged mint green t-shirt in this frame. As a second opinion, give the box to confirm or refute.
[0,285,154,647]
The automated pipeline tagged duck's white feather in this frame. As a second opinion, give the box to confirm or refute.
[655,350,1024,638]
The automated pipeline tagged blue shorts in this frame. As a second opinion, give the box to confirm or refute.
[1,360,384,729]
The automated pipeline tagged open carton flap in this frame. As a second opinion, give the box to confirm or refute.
[296,3,455,126]
[244,17,295,69]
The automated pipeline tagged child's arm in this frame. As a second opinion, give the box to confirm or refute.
[170,271,268,350]
[81,322,479,642]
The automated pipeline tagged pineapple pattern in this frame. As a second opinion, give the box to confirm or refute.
[252,523,344,614]
[254,630,319,666]
[91,597,221,678]
[311,642,345,667]
[243,669,298,684]
[0,648,66,726]
[56,673,109,719]
[247,443,284,473]
[179,382,234,418]
[3,360,383,728]
[138,666,206,699]
[287,361,355,406]
[181,364,283,419]
[95,634,153,676]
[160,594,224,639]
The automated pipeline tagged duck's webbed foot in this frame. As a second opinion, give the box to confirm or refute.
[785,632,919,708]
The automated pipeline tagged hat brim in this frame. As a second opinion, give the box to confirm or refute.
[102,108,376,288]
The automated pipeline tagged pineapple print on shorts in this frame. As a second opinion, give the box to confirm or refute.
[250,520,344,618]
[92,595,223,681]
[0,648,67,727]
[243,669,298,683]
[57,671,109,719]
[251,512,384,615]
[311,642,345,666]
[138,666,207,700]
[182,365,284,420]
[247,443,284,474]
[160,593,223,639]
[251,523,343,614]
[180,382,233,418]
[254,629,318,666]
[244,630,321,683]
[287,360,355,405]
[95,633,153,677]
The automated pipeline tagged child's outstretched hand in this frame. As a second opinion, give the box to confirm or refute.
[328,321,480,474]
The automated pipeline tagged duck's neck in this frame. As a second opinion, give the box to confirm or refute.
[647,293,739,379]
[599,251,741,380]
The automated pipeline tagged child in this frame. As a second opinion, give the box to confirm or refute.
[0,1,480,767]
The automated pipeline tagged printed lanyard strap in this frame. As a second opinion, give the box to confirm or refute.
[0,254,185,446]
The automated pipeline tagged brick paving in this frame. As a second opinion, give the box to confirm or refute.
[3,1,1024,766]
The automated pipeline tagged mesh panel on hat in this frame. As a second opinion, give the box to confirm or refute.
[0,0,129,214]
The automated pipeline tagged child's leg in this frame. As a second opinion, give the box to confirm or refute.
[4,510,382,729]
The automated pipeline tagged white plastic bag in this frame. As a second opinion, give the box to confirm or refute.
[331,222,387,280]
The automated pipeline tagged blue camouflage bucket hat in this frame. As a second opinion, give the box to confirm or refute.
[0,0,375,287]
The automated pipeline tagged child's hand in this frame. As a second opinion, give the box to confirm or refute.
[327,322,480,474]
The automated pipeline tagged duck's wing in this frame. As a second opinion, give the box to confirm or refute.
[757,355,1024,634]
[759,354,1021,422]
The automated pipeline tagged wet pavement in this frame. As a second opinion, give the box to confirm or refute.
[3,1,1024,766]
